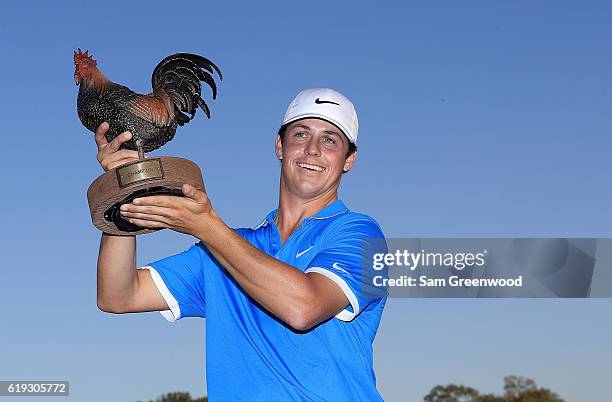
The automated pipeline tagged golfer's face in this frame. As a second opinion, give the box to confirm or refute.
[276,118,356,200]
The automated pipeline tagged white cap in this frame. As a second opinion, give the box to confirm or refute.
[282,88,359,144]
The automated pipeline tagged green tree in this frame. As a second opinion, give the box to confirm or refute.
[477,395,503,402]
[424,376,564,402]
[137,391,208,402]
[503,375,537,399]
[503,375,564,402]
[424,384,480,402]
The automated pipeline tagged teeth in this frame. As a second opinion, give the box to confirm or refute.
[297,162,325,171]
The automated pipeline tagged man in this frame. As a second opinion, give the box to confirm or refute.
[96,88,388,401]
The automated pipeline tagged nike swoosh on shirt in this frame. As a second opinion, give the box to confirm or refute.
[331,262,349,275]
[296,245,315,258]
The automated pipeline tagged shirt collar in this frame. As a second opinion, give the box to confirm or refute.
[252,200,349,229]
[311,199,350,220]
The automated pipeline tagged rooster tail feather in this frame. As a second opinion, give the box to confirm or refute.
[160,70,201,109]
[151,53,221,124]
[199,71,218,100]
[165,85,192,114]
[176,111,190,126]
[184,53,223,81]
[197,97,211,119]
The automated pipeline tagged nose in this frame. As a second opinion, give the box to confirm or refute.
[305,137,321,156]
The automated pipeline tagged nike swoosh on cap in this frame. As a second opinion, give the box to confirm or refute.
[315,98,340,105]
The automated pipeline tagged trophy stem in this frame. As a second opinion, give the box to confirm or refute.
[136,139,145,159]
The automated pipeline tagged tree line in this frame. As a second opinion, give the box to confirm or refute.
[424,375,565,402]
[139,375,564,402]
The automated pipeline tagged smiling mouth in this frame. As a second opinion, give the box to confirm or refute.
[296,162,326,172]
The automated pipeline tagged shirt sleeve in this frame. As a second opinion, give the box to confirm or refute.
[305,214,388,322]
[140,242,211,322]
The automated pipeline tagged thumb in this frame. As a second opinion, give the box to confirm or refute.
[182,183,206,202]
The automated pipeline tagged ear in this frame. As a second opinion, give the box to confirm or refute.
[343,150,357,172]
[274,135,283,160]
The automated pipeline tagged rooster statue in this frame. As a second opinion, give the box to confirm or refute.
[74,49,222,156]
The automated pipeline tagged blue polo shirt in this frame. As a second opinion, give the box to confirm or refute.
[143,200,388,401]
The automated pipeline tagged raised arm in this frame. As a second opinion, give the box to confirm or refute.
[93,122,168,314]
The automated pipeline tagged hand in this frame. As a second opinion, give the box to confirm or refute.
[95,122,141,171]
[118,183,216,238]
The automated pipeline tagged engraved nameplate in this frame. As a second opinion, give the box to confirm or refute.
[116,159,164,188]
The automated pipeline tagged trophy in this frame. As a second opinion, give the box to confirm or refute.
[74,49,222,235]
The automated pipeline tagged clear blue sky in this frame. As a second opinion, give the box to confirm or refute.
[0,1,611,401]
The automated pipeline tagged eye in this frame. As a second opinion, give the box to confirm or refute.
[294,131,306,138]
[323,136,336,144]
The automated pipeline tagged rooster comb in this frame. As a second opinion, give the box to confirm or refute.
[74,48,97,66]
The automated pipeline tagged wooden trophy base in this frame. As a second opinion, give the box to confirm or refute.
[87,156,204,235]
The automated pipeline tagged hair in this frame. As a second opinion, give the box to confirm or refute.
[277,124,357,159]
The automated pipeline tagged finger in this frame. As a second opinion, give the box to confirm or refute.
[108,131,133,152]
[104,149,140,163]
[126,217,167,229]
[120,210,171,222]
[106,158,138,171]
[101,150,140,170]
[120,205,172,221]
[182,183,207,203]
[132,195,176,207]
[121,203,174,216]
[94,122,110,148]
[119,149,140,159]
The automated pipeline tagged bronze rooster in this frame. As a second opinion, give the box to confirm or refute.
[74,49,222,155]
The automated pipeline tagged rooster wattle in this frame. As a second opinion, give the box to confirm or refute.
[74,49,222,155]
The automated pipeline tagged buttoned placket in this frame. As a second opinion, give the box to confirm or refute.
[269,217,316,258]
[258,200,349,256]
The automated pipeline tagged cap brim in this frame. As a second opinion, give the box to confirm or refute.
[282,113,355,144]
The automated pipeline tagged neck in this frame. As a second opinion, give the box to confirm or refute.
[274,182,338,243]
[82,66,113,93]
